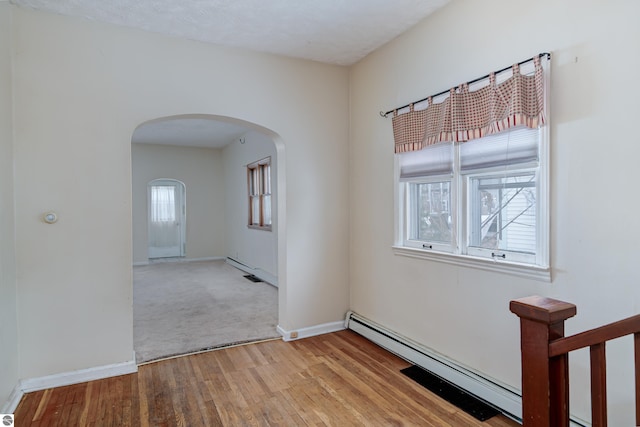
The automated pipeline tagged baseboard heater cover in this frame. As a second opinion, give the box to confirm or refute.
[344,311,589,427]
[226,257,278,287]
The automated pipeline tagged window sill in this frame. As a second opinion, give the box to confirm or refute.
[248,225,272,231]
[392,246,551,282]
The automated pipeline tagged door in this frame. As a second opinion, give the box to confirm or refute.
[148,179,185,258]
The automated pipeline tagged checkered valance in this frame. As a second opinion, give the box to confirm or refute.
[393,56,545,153]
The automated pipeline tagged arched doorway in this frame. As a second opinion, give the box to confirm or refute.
[131,114,286,363]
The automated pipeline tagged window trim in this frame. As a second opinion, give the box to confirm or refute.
[247,157,272,231]
[394,125,550,282]
[392,245,551,282]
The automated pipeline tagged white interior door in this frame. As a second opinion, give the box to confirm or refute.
[148,179,185,259]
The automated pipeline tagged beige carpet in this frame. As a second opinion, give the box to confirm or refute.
[133,259,279,363]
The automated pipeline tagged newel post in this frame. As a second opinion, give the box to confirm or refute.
[510,296,577,427]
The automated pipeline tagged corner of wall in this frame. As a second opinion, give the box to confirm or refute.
[0,0,20,414]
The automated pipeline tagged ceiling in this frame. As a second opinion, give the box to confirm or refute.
[132,117,250,149]
[11,0,449,66]
[12,0,450,148]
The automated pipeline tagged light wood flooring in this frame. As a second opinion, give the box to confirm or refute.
[15,330,520,426]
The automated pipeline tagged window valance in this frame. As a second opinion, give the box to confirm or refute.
[392,56,545,154]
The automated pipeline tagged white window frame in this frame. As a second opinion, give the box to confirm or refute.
[393,63,550,282]
[462,162,542,265]
[402,176,456,254]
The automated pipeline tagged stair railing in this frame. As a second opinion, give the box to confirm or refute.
[510,295,640,427]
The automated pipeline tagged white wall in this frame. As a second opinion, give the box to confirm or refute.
[349,0,640,423]
[223,131,278,278]
[131,143,226,263]
[0,1,19,410]
[12,6,350,381]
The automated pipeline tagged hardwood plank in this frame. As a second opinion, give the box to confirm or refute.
[14,330,519,426]
[280,382,327,425]
[31,388,52,422]
[59,382,84,426]
[136,367,151,427]
[265,390,308,426]
[42,386,65,425]
[13,389,41,423]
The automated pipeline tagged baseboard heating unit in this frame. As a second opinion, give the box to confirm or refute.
[344,311,589,427]
[344,311,522,421]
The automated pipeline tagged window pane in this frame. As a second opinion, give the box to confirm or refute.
[409,182,451,243]
[150,185,176,222]
[263,164,271,194]
[251,196,260,225]
[469,173,536,253]
[251,168,260,196]
[263,195,272,226]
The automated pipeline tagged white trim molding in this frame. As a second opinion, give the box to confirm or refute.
[178,257,225,263]
[277,320,345,342]
[392,246,551,282]
[20,359,138,394]
[2,385,24,414]
[134,256,225,267]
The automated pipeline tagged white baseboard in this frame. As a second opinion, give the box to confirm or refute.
[184,257,226,263]
[345,311,589,427]
[20,359,138,394]
[2,384,24,414]
[133,257,225,266]
[226,257,278,287]
[277,320,345,342]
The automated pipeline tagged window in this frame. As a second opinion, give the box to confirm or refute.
[398,125,548,273]
[150,185,176,223]
[393,56,549,279]
[467,171,537,262]
[400,141,456,253]
[408,181,451,245]
[247,157,272,230]
[148,179,186,259]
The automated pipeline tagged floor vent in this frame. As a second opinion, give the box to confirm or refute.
[243,274,263,282]
[401,365,500,421]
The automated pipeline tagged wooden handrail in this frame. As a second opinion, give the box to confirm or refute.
[510,296,640,427]
[549,314,640,357]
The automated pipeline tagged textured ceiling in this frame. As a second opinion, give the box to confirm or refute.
[11,0,450,147]
[10,0,449,66]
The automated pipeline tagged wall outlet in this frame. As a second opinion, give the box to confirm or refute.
[290,331,298,339]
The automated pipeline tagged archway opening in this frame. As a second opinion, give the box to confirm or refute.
[130,114,286,363]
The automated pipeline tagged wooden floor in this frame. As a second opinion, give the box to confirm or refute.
[15,330,520,426]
